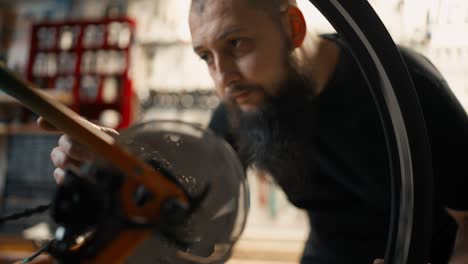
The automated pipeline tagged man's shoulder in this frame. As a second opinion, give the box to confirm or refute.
[396,45,447,85]
[319,33,445,84]
[324,33,448,91]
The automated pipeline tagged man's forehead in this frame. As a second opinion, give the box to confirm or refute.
[190,0,237,15]
[191,0,254,23]
[189,0,255,38]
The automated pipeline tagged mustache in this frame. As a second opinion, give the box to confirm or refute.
[226,84,261,99]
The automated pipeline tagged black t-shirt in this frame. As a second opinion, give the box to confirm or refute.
[208,34,468,264]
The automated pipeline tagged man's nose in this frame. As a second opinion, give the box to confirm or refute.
[213,55,240,96]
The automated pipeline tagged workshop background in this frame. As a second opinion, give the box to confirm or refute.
[0,0,467,263]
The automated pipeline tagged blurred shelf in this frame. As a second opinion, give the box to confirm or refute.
[0,235,53,264]
[139,40,192,48]
[0,235,36,252]
[0,123,60,135]
[36,45,131,52]
[0,90,73,105]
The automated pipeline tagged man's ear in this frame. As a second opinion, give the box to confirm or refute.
[287,5,306,48]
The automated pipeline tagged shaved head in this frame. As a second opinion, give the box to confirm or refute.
[191,0,297,16]
[188,0,310,113]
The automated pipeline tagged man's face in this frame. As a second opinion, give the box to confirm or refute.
[189,0,291,112]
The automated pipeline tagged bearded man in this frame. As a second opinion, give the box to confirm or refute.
[44,0,468,263]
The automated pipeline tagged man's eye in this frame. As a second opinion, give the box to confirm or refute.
[199,53,212,63]
[230,39,242,48]
[228,38,253,55]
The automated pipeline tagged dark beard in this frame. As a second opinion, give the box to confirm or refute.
[228,68,320,204]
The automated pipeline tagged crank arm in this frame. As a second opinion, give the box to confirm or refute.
[0,64,190,264]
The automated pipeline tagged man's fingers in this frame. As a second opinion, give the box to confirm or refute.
[51,147,68,169]
[41,114,120,186]
[53,168,66,184]
[51,147,81,169]
[38,116,119,136]
[37,116,58,131]
[99,126,119,137]
[58,134,93,161]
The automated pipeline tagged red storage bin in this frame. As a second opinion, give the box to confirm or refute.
[26,17,136,129]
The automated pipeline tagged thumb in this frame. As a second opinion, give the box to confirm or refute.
[373,259,384,264]
[37,116,119,137]
[37,116,58,131]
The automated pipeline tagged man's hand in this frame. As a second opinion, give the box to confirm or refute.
[37,116,118,184]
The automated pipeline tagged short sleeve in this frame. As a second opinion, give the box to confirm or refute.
[402,48,468,210]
